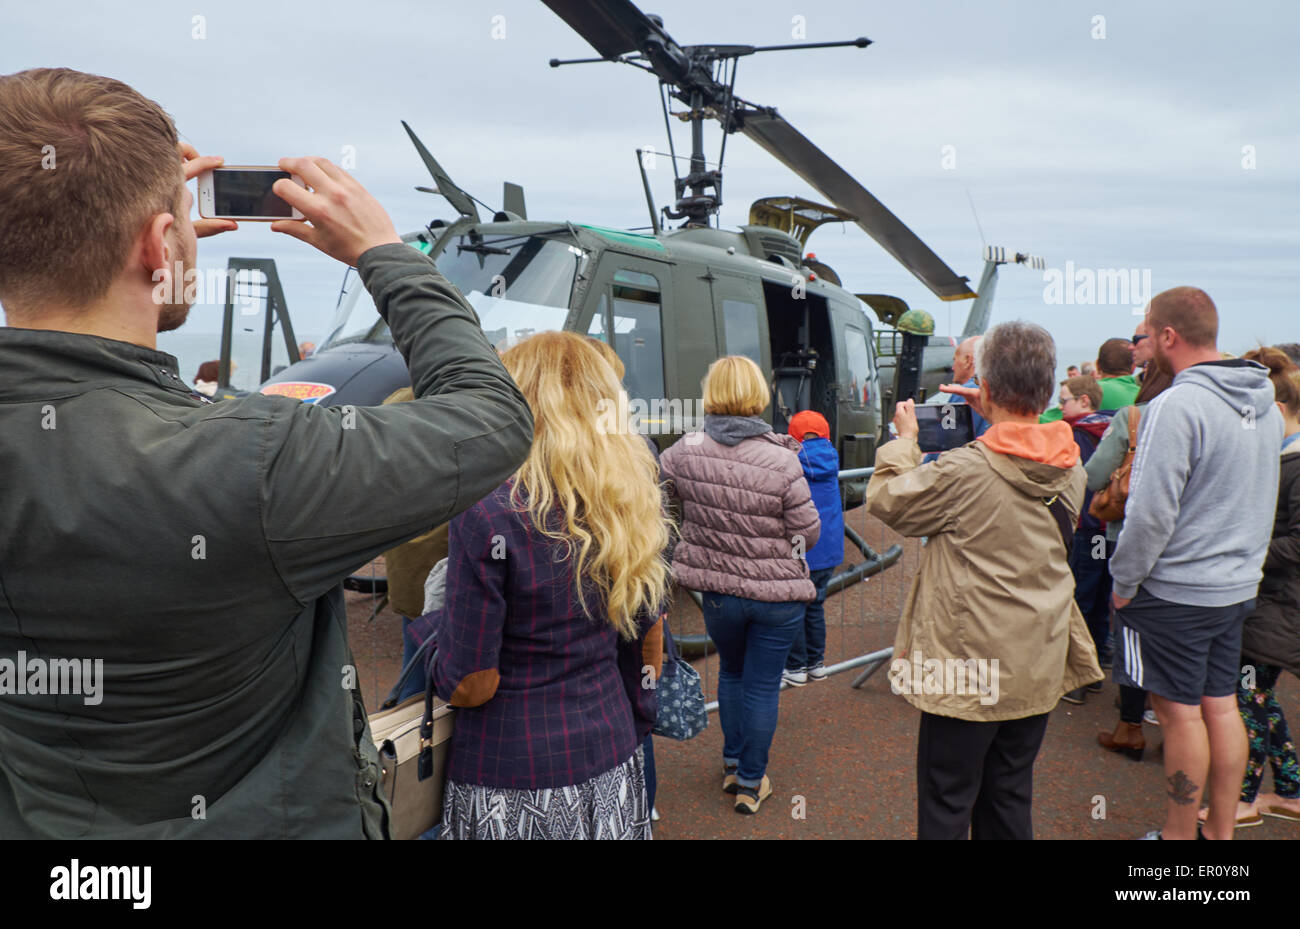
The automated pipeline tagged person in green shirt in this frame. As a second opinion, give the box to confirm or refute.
[1095,336,1140,409]
[1041,338,1138,421]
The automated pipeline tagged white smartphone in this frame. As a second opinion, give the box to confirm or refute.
[197,166,306,221]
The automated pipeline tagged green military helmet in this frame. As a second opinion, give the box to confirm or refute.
[896,308,935,337]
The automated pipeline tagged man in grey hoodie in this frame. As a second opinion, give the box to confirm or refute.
[1111,287,1282,841]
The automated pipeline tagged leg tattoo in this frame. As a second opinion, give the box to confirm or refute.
[1167,770,1199,806]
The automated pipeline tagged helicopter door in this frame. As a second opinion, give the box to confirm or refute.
[835,316,879,470]
[583,256,676,431]
[760,280,834,437]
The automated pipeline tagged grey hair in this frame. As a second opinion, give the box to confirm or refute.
[975,321,1057,416]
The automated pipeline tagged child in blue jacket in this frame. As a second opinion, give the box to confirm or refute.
[784,411,845,685]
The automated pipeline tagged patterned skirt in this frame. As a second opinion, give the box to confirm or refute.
[438,746,651,840]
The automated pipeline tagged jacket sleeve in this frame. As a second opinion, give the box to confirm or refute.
[1085,406,1130,492]
[257,243,534,604]
[782,468,821,556]
[1111,397,1191,599]
[659,437,686,498]
[865,436,963,537]
[429,501,506,708]
[1264,464,1300,575]
[616,609,664,742]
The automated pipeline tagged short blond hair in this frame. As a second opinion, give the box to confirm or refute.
[703,355,768,416]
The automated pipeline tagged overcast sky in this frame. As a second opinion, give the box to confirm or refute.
[5,0,1297,361]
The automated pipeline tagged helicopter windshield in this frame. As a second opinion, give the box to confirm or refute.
[320,233,583,350]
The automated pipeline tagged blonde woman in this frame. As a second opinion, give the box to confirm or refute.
[430,331,669,840]
[660,356,820,814]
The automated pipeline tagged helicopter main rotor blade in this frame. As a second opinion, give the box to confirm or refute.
[738,110,976,301]
[540,0,661,59]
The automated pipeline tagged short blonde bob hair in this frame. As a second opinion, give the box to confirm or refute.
[703,355,768,416]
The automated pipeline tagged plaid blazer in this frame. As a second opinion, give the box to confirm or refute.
[430,482,663,789]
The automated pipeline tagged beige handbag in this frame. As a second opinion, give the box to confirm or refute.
[369,634,454,840]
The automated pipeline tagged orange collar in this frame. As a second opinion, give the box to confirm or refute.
[977,420,1079,468]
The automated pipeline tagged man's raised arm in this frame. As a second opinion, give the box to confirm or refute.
[256,157,533,603]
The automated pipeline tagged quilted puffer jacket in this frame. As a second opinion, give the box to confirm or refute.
[660,415,820,602]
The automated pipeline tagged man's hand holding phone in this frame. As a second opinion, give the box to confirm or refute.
[180,142,237,239]
[270,157,402,267]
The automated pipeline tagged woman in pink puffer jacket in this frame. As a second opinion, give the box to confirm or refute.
[660,355,820,815]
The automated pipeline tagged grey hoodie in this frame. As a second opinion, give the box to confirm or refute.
[703,413,772,446]
[1112,360,1282,607]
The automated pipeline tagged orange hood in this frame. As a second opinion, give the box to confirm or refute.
[977,420,1079,469]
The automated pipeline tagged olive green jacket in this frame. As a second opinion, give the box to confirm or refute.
[0,243,532,838]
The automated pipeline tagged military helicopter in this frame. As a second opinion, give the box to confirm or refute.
[239,0,1037,512]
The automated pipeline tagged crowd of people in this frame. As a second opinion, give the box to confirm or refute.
[875,296,1299,839]
[1,67,1294,842]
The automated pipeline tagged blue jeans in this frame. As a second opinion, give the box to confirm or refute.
[702,593,804,788]
[397,616,424,703]
[787,567,834,671]
[1069,532,1112,658]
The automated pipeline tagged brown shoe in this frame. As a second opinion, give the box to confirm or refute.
[1097,720,1145,761]
[734,775,772,814]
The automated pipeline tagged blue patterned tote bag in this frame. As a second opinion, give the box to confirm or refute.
[652,656,708,740]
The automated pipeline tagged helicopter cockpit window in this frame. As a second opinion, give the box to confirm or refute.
[593,269,666,406]
[320,235,581,351]
[320,269,390,349]
[722,299,762,365]
[587,294,609,340]
[844,324,872,408]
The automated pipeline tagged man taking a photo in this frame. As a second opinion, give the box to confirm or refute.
[0,68,534,838]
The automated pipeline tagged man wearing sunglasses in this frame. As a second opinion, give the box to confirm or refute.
[1132,321,1154,382]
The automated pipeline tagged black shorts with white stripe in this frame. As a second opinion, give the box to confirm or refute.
[1112,588,1253,706]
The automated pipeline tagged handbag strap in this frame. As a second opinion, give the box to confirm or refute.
[1043,495,1074,556]
[1126,405,1141,451]
[417,656,439,781]
[380,632,437,710]
[979,443,1075,556]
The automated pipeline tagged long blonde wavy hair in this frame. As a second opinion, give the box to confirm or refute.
[500,331,670,638]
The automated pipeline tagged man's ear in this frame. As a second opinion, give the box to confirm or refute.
[139,212,175,281]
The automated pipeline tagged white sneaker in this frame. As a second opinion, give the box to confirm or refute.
[782,668,807,687]
[1143,709,1160,726]
[651,806,660,822]
[807,664,829,681]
